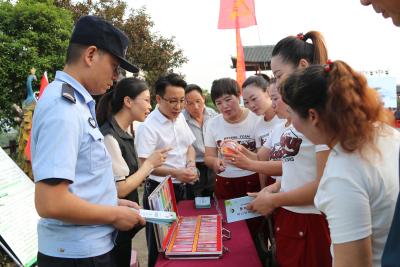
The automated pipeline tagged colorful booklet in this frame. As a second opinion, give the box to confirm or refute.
[164,215,223,259]
[224,196,261,223]
[148,177,223,259]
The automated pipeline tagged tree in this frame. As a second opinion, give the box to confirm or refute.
[54,0,188,93]
[0,0,73,132]
[204,90,217,111]
[0,0,187,132]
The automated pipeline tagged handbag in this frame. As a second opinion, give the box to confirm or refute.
[256,216,278,267]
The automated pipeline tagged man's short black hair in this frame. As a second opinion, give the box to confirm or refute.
[65,43,88,65]
[65,43,106,65]
[185,84,203,96]
[155,73,187,97]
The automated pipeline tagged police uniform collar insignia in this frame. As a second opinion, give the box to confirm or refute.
[88,117,97,128]
[61,83,76,104]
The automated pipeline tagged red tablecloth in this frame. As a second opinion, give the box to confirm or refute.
[155,200,262,267]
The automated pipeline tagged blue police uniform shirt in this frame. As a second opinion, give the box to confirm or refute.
[31,71,117,258]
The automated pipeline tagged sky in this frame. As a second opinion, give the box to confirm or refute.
[127,0,400,90]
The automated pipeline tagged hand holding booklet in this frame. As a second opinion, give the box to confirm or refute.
[224,196,262,223]
[132,208,177,225]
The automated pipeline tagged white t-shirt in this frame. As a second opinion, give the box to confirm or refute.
[264,121,287,180]
[315,126,400,267]
[204,110,260,178]
[135,108,195,183]
[265,123,328,214]
[255,115,285,148]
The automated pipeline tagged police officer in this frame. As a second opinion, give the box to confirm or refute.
[31,16,145,267]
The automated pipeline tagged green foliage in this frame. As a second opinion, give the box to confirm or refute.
[0,0,73,132]
[0,0,188,132]
[54,0,188,94]
[204,90,217,111]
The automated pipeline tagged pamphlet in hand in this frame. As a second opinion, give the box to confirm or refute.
[224,196,261,223]
[132,208,177,225]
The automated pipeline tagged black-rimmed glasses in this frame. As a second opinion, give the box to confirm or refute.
[161,97,185,107]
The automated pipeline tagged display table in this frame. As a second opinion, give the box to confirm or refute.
[155,200,262,267]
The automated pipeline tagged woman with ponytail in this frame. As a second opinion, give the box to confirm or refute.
[242,76,285,188]
[96,77,170,267]
[282,60,399,267]
[228,31,332,266]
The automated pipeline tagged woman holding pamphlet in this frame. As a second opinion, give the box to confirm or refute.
[203,78,263,246]
[281,60,399,267]
[242,75,284,187]
[97,77,170,267]
[227,31,332,267]
[204,77,261,200]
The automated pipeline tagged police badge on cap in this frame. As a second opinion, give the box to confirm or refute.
[70,15,139,74]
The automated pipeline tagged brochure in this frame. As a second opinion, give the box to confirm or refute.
[224,196,261,223]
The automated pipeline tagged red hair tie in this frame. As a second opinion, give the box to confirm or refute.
[324,59,333,72]
[296,33,305,40]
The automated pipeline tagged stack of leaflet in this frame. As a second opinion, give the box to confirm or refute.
[164,215,223,259]
[148,177,223,259]
[134,209,177,225]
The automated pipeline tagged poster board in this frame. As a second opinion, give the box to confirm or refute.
[0,148,39,267]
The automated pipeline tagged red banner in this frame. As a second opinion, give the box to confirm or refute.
[25,71,49,161]
[218,0,257,29]
[38,71,49,98]
[235,28,246,91]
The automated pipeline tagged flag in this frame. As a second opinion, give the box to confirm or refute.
[24,71,49,161]
[218,0,256,93]
[38,71,49,98]
[218,0,257,29]
[235,28,246,89]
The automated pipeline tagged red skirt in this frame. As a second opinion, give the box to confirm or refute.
[273,207,332,267]
[215,173,260,199]
[266,176,275,187]
[215,173,261,239]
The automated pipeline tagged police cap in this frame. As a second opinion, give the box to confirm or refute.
[70,15,139,73]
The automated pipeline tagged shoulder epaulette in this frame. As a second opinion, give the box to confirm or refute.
[61,83,76,104]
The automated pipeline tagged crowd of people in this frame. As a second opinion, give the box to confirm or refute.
[30,1,400,267]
